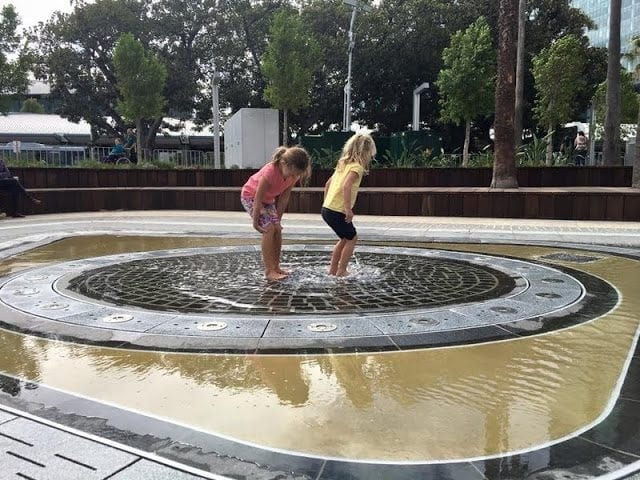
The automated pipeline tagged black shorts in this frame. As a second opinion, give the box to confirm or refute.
[322,207,357,240]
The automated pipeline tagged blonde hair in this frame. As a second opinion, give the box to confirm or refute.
[337,133,376,171]
[271,146,312,185]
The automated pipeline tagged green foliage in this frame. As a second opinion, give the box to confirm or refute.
[29,0,599,142]
[310,147,340,169]
[592,69,639,124]
[532,34,585,130]
[113,33,167,122]
[467,151,494,167]
[437,16,495,126]
[516,133,551,166]
[20,98,45,113]
[378,142,433,168]
[261,9,321,114]
[3,153,46,168]
[0,4,30,113]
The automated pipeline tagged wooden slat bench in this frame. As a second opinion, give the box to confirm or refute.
[16,186,640,221]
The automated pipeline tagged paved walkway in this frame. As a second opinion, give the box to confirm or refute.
[0,211,639,252]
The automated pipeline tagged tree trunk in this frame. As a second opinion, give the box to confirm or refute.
[634,102,640,188]
[514,0,526,149]
[141,118,163,153]
[463,120,471,167]
[604,0,622,166]
[136,118,143,162]
[282,109,288,146]
[545,124,554,166]
[491,0,519,189]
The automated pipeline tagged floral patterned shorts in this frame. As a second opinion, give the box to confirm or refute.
[241,197,280,230]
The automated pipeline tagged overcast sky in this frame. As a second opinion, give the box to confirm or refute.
[11,0,90,29]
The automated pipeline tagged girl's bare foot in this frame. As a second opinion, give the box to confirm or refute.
[276,268,290,275]
[266,270,288,281]
[336,270,350,277]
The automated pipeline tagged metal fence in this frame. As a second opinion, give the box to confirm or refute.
[5,147,218,168]
[0,148,87,166]
[89,147,216,167]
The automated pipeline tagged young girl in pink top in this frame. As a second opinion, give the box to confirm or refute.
[241,146,311,280]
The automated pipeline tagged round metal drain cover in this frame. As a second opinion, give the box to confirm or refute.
[197,321,227,331]
[41,302,68,310]
[102,314,134,323]
[308,322,338,332]
[412,318,441,327]
[536,292,562,299]
[15,288,39,296]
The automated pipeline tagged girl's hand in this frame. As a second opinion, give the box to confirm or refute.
[345,209,354,223]
[252,216,266,233]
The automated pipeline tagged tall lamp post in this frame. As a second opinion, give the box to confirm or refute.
[342,0,371,132]
[212,70,222,169]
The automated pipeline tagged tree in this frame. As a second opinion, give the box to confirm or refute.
[33,0,207,148]
[592,70,639,124]
[491,0,518,188]
[437,17,495,166]
[514,0,526,148]
[113,33,167,158]
[20,98,44,113]
[603,0,622,165]
[261,8,321,145]
[0,4,30,113]
[532,34,585,165]
[627,36,640,189]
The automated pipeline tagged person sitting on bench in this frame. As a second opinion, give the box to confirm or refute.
[0,157,41,218]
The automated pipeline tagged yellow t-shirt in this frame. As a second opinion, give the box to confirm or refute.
[323,162,365,213]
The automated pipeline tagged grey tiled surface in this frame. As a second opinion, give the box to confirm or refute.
[0,408,212,480]
[109,460,211,480]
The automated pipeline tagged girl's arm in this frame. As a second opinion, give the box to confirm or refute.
[324,175,333,199]
[342,171,359,223]
[252,176,271,233]
[276,181,297,218]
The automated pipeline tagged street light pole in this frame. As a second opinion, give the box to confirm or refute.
[343,7,357,132]
[342,0,371,132]
[212,71,221,169]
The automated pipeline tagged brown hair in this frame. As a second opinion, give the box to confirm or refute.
[271,146,312,185]
[337,133,376,172]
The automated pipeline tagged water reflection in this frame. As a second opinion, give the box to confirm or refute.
[0,238,637,461]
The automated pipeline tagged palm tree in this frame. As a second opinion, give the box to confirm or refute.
[514,0,526,149]
[603,0,622,166]
[628,36,640,188]
[491,0,519,188]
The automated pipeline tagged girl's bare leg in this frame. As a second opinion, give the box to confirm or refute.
[329,239,347,275]
[336,236,358,277]
[274,226,289,275]
[262,226,287,280]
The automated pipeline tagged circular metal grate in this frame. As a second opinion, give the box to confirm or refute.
[65,251,516,315]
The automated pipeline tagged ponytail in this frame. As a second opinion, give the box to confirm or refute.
[269,146,312,186]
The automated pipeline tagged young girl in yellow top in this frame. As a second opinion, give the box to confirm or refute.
[321,133,376,276]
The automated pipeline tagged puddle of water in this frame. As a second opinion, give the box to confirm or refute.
[0,237,638,461]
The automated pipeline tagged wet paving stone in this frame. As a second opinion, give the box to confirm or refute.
[66,251,516,315]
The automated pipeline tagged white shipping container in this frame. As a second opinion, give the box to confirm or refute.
[223,108,279,168]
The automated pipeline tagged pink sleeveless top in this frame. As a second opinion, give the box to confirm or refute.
[241,162,297,204]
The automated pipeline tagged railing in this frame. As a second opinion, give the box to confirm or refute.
[88,147,215,167]
[0,148,86,167]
